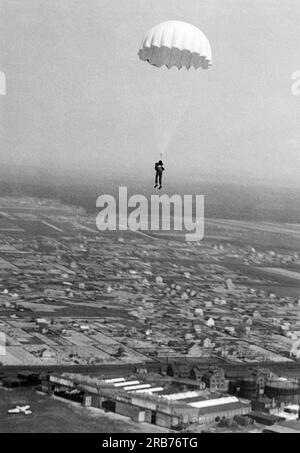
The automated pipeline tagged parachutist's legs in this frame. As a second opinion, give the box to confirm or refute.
[154,171,159,188]
[159,173,162,189]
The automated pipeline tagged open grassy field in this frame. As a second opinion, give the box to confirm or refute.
[0,388,169,433]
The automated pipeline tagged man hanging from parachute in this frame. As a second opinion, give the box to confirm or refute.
[137,20,212,189]
[154,159,165,189]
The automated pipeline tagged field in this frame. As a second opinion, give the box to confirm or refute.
[0,388,169,433]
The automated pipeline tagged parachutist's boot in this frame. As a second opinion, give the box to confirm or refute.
[159,185,162,190]
[154,184,158,188]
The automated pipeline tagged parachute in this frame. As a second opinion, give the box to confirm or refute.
[138,21,212,165]
[138,20,212,70]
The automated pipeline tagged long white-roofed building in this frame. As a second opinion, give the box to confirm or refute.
[44,372,251,429]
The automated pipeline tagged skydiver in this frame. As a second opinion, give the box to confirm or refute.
[154,160,164,189]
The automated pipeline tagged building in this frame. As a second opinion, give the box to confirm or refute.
[252,396,273,413]
[263,425,300,433]
[190,366,203,381]
[167,362,190,379]
[42,373,251,429]
[227,367,270,399]
[196,397,250,425]
[248,411,285,426]
[202,367,228,392]
[264,378,300,405]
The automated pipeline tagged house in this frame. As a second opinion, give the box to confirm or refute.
[40,348,55,359]
[202,367,228,392]
[190,366,203,381]
[167,362,190,379]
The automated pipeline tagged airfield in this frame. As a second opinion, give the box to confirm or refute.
[0,387,169,433]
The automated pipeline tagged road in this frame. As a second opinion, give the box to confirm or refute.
[2,357,300,378]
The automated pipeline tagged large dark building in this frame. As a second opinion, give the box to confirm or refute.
[202,367,228,392]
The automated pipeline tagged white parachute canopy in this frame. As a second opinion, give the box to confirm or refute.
[138,20,212,70]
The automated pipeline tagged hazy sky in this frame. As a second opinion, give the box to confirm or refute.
[0,0,299,187]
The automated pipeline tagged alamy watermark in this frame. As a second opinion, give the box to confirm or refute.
[96,187,204,242]
[0,71,6,96]
[291,71,300,96]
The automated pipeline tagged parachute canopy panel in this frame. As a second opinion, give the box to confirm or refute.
[138,20,212,70]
